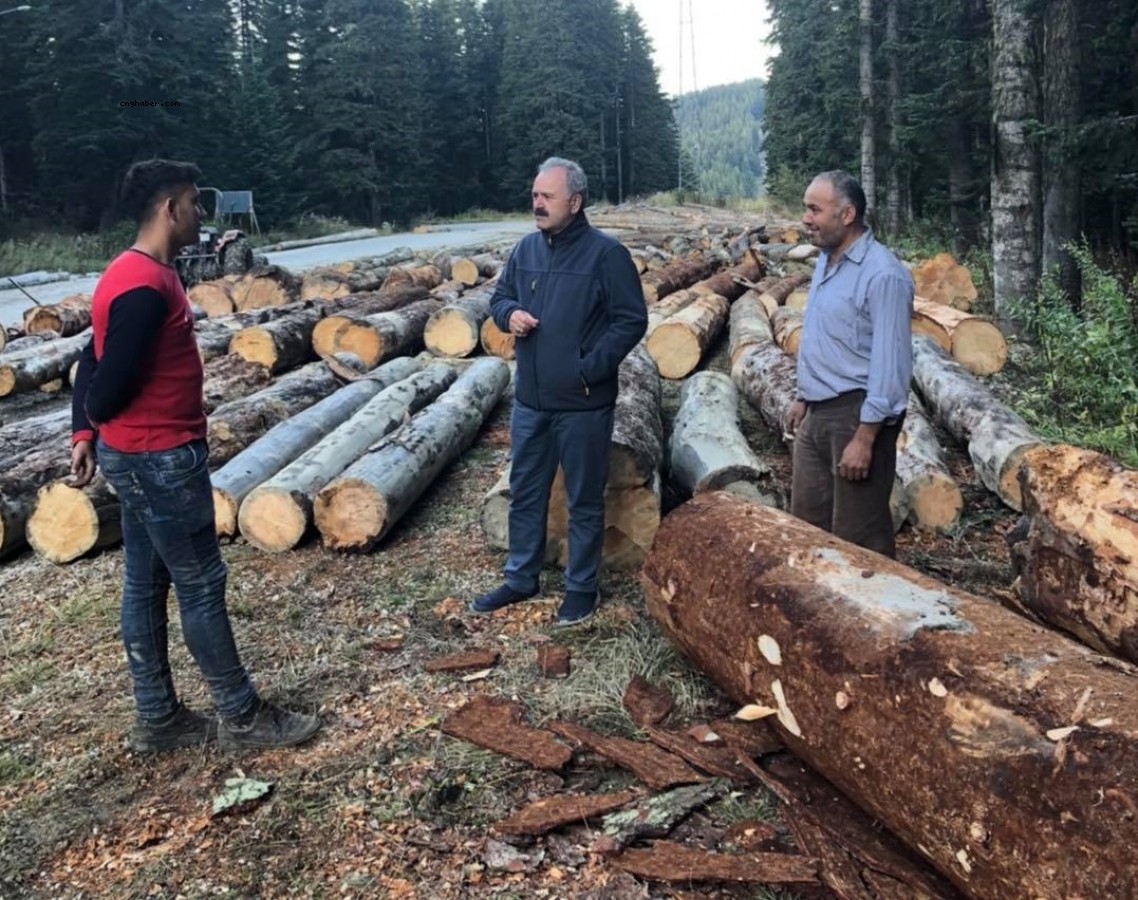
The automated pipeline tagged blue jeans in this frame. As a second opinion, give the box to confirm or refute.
[97,438,257,722]
[505,402,615,595]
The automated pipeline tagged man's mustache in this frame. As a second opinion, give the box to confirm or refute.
[535,209,548,217]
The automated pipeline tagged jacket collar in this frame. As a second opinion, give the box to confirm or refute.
[544,211,590,246]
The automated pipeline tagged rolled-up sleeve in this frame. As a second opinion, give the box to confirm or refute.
[861,271,913,422]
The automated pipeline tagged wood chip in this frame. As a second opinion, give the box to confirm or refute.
[493,790,639,836]
[548,720,705,791]
[536,645,571,678]
[607,841,820,884]
[622,674,675,726]
[441,697,571,770]
[1046,725,1079,742]
[734,704,778,721]
[424,648,500,673]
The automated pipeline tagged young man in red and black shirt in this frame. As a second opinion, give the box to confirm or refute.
[70,159,320,752]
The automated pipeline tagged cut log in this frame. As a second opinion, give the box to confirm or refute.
[912,253,977,311]
[310,286,430,357]
[755,273,810,313]
[640,256,719,303]
[0,408,70,465]
[479,316,514,360]
[228,307,323,373]
[381,263,444,291]
[26,474,122,564]
[783,287,810,312]
[0,331,91,397]
[728,290,776,368]
[440,695,571,770]
[646,292,729,379]
[596,781,729,853]
[1010,444,1138,663]
[0,432,72,559]
[895,393,963,530]
[201,354,273,413]
[644,491,1138,900]
[645,288,701,337]
[450,253,502,286]
[912,334,1043,510]
[607,842,820,885]
[299,265,389,302]
[770,306,804,356]
[235,362,455,551]
[689,251,764,302]
[314,357,509,551]
[2,331,61,355]
[668,371,775,504]
[230,265,301,311]
[429,279,467,304]
[548,721,705,791]
[493,791,639,837]
[913,298,1008,376]
[187,280,236,317]
[423,283,495,358]
[330,298,443,368]
[23,294,91,336]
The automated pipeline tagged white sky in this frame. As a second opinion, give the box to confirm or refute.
[625,0,774,97]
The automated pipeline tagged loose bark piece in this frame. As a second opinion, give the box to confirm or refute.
[622,675,675,726]
[912,253,977,311]
[494,791,638,836]
[548,720,704,791]
[479,316,514,360]
[424,648,500,673]
[645,292,730,379]
[643,726,755,785]
[597,780,729,853]
[1010,444,1138,663]
[607,841,820,885]
[536,645,571,678]
[913,298,1007,375]
[0,331,91,397]
[895,392,963,530]
[23,294,91,336]
[440,696,571,770]
[643,492,1138,900]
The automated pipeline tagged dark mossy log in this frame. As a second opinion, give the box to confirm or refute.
[187,279,236,317]
[331,298,443,369]
[23,294,91,336]
[479,316,514,360]
[230,264,302,311]
[1010,444,1138,663]
[0,331,91,397]
[26,474,122,564]
[912,335,1043,510]
[234,363,454,551]
[643,492,1138,900]
[640,256,720,303]
[423,283,496,358]
[728,290,775,368]
[229,307,323,373]
[381,263,444,291]
[314,357,509,551]
[645,288,701,337]
[450,253,503,286]
[645,292,729,379]
[310,286,430,357]
[201,354,273,413]
[0,408,70,465]
[299,265,389,302]
[755,273,811,313]
[770,306,804,356]
[689,251,764,302]
[0,432,73,559]
[668,372,775,504]
[896,393,963,531]
[2,331,60,354]
[912,298,1008,376]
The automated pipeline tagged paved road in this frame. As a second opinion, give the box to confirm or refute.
[0,219,533,330]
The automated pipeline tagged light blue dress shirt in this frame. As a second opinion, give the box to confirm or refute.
[795,228,913,423]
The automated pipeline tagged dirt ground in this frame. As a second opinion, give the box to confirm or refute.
[0,215,1021,900]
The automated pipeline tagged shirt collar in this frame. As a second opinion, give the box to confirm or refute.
[820,227,875,271]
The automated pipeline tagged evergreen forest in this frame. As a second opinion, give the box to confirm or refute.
[675,79,765,201]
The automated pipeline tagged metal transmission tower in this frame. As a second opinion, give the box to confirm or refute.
[676,0,703,194]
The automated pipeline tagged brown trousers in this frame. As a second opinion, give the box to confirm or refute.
[790,391,904,558]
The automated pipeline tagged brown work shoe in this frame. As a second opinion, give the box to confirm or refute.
[129,703,218,752]
[218,700,321,751]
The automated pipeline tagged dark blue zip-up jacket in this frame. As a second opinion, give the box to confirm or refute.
[490,213,647,411]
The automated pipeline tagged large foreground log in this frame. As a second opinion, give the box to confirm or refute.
[314,356,509,550]
[23,294,91,336]
[236,363,456,551]
[0,331,90,397]
[912,299,1007,376]
[645,293,729,379]
[423,284,495,358]
[643,492,1138,900]
[895,393,963,530]
[912,335,1043,510]
[1010,444,1138,663]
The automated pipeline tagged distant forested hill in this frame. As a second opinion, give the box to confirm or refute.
[675,79,766,199]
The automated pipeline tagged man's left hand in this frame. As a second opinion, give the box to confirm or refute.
[838,433,874,481]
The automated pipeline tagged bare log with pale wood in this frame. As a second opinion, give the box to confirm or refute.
[309,286,430,357]
[330,298,443,368]
[187,279,237,317]
[644,288,701,337]
[640,256,719,303]
[643,491,1138,900]
[783,287,810,311]
[236,363,456,551]
[23,294,91,336]
[1010,444,1138,663]
[0,331,91,397]
[912,253,977,311]
[912,298,1008,376]
[912,334,1043,510]
[770,306,804,356]
[645,292,730,379]
[423,283,495,358]
[895,393,963,530]
[728,290,775,367]
[668,371,776,505]
[755,273,810,314]
[230,264,302,311]
[479,316,514,360]
[314,357,509,551]
[450,253,502,286]
[26,474,122,565]
[610,344,663,488]
[381,263,444,291]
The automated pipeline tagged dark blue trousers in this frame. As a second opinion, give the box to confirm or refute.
[505,401,615,595]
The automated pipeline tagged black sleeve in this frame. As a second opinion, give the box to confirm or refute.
[84,287,168,425]
[71,337,98,437]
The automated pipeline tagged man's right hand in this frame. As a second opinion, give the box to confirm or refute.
[785,399,807,438]
[67,440,96,488]
[508,310,539,338]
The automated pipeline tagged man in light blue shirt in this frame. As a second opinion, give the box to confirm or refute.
[784,171,913,557]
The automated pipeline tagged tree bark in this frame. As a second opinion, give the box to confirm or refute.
[640,256,719,303]
[690,251,764,302]
[230,264,302,311]
[646,493,1138,899]
[610,344,663,488]
[314,357,509,551]
[883,0,904,236]
[911,334,1042,510]
[1010,444,1138,663]
[479,316,515,360]
[859,0,876,217]
[26,474,122,564]
[423,284,495,358]
[895,393,963,530]
[668,371,776,504]
[201,354,274,412]
[23,294,91,336]
[381,263,444,291]
[330,298,443,369]
[645,293,730,379]
[770,307,804,356]
[755,274,811,315]
[235,363,454,551]
[0,331,91,397]
[728,290,776,368]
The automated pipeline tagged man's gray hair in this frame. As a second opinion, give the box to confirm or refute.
[538,157,588,202]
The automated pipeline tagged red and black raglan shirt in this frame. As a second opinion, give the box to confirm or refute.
[71,249,206,453]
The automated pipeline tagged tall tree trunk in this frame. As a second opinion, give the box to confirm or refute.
[859,0,876,217]
[1041,0,1081,304]
[991,0,1041,323]
[883,0,902,235]
[947,114,980,258]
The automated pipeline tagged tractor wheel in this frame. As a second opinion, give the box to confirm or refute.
[221,237,254,276]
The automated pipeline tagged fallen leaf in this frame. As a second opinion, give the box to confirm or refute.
[734,704,778,721]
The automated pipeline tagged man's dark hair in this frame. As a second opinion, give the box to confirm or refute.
[816,170,867,226]
[119,159,201,225]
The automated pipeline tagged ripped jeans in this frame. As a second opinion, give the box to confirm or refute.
[97,438,257,722]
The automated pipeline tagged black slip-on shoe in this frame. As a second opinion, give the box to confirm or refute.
[469,583,539,615]
[554,590,600,628]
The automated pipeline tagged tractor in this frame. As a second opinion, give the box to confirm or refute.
[174,187,262,288]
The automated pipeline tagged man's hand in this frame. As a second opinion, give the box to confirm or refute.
[508,310,539,338]
[784,400,807,439]
[838,430,875,481]
[67,440,96,488]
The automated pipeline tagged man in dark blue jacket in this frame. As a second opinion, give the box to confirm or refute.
[470,157,647,626]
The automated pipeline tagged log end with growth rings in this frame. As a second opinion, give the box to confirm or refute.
[213,489,239,540]
[27,482,98,564]
[314,479,388,551]
[312,317,351,359]
[336,325,383,369]
[239,487,312,553]
[229,328,277,370]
